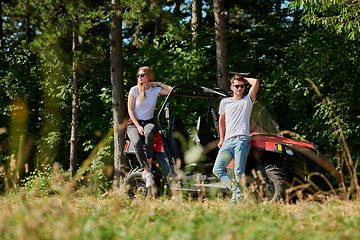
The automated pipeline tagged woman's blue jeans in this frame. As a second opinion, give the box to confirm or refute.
[212,135,251,200]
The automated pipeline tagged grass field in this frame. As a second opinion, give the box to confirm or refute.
[1,189,359,240]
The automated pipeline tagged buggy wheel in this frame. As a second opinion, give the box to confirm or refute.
[249,164,287,203]
[124,172,149,199]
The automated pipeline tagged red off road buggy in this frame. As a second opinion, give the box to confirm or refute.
[123,85,339,202]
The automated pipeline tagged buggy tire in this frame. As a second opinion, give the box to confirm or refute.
[124,171,150,199]
[250,164,287,203]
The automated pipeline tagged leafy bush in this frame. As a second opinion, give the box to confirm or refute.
[79,144,113,196]
[21,164,68,197]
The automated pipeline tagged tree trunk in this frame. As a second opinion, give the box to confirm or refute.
[69,30,83,177]
[174,0,182,15]
[110,0,126,188]
[0,1,3,40]
[191,0,202,44]
[213,0,228,89]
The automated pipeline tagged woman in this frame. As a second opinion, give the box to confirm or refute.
[127,66,172,187]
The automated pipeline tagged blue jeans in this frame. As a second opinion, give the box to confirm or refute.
[212,135,251,200]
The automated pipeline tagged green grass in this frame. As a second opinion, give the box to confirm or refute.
[1,191,359,240]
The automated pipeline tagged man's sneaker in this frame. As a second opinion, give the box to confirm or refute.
[230,192,247,203]
[142,172,154,188]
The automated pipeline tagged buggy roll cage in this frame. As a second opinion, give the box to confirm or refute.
[156,84,281,137]
[156,84,229,133]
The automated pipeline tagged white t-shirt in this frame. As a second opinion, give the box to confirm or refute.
[129,86,162,120]
[218,95,254,140]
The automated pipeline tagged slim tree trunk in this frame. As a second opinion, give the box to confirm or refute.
[0,2,3,40]
[110,0,126,188]
[167,0,183,15]
[191,0,202,44]
[213,0,228,89]
[69,30,83,177]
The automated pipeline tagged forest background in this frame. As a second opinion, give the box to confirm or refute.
[0,0,359,195]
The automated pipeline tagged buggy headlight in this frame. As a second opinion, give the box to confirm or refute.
[285,147,294,156]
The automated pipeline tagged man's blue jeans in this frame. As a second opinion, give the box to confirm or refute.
[213,135,251,200]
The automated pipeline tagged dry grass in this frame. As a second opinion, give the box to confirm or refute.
[1,190,360,240]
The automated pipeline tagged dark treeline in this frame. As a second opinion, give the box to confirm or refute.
[0,0,359,192]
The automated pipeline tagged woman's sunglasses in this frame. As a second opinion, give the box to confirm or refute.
[233,84,245,89]
[137,73,146,78]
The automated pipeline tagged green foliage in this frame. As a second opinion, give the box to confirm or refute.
[78,144,113,195]
[1,0,114,171]
[124,23,214,88]
[271,28,360,167]
[21,164,61,196]
[21,155,113,197]
[291,0,360,40]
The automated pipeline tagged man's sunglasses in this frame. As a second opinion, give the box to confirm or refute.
[137,73,146,78]
[233,84,245,89]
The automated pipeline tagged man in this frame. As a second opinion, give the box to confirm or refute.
[212,75,259,202]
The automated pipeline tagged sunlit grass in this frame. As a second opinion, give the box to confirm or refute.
[1,191,360,240]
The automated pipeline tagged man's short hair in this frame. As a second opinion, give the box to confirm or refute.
[230,75,245,85]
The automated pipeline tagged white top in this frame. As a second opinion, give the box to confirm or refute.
[129,86,162,120]
[218,94,254,140]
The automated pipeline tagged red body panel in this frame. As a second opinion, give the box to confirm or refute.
[124,132,164,153]
[154,132,164,152]
[226,134,314,169]
[250,134,315,150]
